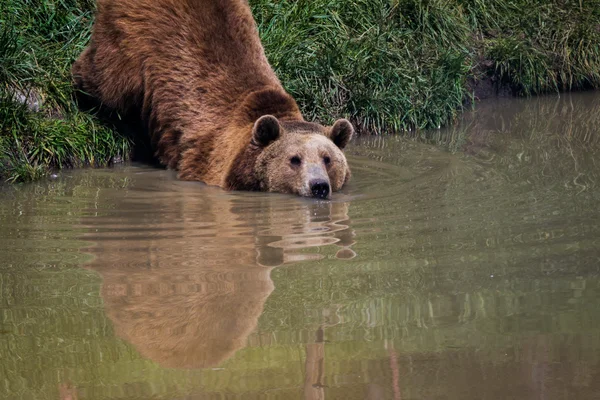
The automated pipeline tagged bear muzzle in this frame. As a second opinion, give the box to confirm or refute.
[305,163,331,199]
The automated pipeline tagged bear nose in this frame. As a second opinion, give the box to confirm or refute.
[310,180,330,199]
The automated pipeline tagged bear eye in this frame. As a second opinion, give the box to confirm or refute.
[323,156,331,166]
[290,156,302,166]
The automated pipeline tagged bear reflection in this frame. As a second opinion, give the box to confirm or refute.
[83,185,354,369]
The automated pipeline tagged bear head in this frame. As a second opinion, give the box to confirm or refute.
[251,116,354,199]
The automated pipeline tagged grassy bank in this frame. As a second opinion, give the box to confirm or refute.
[1,0,600,182]
[0,0,130,183]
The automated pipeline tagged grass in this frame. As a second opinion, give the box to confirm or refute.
[254,0,600,130]
[0,0,130,183]
[253,0,472,132]
[1,0,600,182]
[464,0,600,94]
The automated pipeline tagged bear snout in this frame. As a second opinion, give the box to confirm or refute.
[309,179,330,199]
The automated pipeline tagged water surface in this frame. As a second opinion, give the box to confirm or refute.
[1,92,600,399]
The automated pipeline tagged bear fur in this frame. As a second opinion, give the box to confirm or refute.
[72,0,353,198]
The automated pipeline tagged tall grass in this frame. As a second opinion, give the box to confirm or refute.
[1,0,599,182]
[254,0,600,131]
[460,0,600,95]
[254,0,472,133]
[0,0,130,183]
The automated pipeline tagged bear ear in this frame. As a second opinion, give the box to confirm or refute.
[252,115,281,147]
[329,119,354,150]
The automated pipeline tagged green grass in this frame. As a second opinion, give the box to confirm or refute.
[254,0,600,130]
[0,0,130,183]
[1,0,600,182]
[463,0,600,94]
[254,0,472,132]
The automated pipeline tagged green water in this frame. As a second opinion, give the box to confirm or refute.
[1,92,600,399]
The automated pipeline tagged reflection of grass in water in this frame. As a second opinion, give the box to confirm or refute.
[1,169,600,398]
[412,94,600,193]
[0,173,132,269]
[249,257,600,400]
[3,258,600,398]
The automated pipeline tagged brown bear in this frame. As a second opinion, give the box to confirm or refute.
[72,0,353,199]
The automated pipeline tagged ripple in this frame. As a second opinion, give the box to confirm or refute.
[2,93,600,399]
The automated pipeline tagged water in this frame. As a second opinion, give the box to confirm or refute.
[1,92,600,400]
